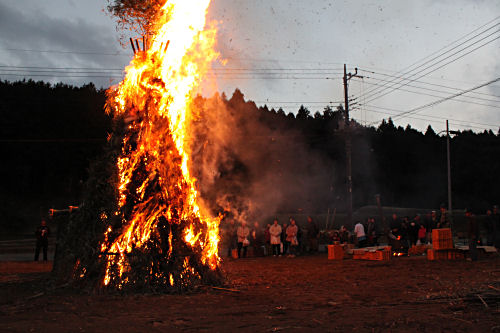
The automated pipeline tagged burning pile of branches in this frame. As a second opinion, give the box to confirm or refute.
[54,0,224,293]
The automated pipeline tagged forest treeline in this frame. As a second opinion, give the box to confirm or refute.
[0,80,499,230]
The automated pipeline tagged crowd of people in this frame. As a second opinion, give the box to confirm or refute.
[222,216,320,258]
[221,204,500,259]
[34,205,500,261]
[382,205,500,254]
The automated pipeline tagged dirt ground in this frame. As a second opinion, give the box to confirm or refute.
[1,255,500,332]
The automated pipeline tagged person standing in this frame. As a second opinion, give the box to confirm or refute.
[264,223,271,256]
[466,208,479,261]
[269,219,282,256]
[34,219,51,261]
[493,205,500,248]
[485,209,494,246]
[281,222,289,255]
[418,222,427,245]
[286,218,299,257]
[339,225,350,244]
[366,217,378,246]
[408,218,420,247]
[251,221,263,257]
[353,221,367,248]
[390,213,401,230]
[306,216,319,253]
[437,204,450,229]
[427,211,439,244]
[236,221,250,258]
[225,219,237,258]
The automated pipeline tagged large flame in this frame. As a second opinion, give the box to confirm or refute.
[101,0,220,288]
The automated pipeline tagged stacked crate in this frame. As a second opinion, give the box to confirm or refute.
[427,228,464,260]
[427,249,449,260]
[327,245,344,260]
[353,249,390,261]
[447,249,465,260]
[432,228,453,250]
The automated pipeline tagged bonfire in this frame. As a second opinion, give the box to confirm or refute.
[55,0,224,292]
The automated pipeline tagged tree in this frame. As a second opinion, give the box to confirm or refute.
[106,0,163,38]
[425,125,437,137]
[296,105,311,119]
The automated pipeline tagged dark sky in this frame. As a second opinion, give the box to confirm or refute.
[1,0,499,132]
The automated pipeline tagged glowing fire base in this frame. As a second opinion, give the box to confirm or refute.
[59,0,223,292]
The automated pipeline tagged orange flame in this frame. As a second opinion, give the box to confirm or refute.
[101,0,220,287]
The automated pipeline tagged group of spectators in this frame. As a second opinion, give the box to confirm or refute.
[222,216,320,258]
[222,204,500,259]
[349,205,500,255]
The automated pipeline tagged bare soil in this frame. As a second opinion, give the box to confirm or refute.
[1,255,500,332]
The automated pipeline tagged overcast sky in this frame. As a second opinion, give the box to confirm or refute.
[1,0,499,132]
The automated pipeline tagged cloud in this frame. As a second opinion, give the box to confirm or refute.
[0,2,128,88]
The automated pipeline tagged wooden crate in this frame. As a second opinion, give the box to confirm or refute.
[327,245,344,260]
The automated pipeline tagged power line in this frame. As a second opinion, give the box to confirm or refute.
[358,17,500,103]
[361,104,499,128]
[357,79,500,109]
[359,68,500,99]
[390,77,500,122]
[362,32,500,104]
[357,16,500,101]
[362,108,498,131]
[255,101,342,104]
[0,48,129,56]
[0,72,342,80]
[352,63,500,88]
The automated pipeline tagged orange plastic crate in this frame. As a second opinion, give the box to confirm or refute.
[353,249,367,255]
[447,250,465,260]
[372,250,390,261]
[327,245,344,260]
[353,250,390,261]
[427,249,448,260]
[432,228,453,250]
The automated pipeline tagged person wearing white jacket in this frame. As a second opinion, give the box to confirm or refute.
[354,221,367,248]
[269,219,282,256]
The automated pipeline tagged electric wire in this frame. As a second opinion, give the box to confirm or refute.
[361,32,500,104]
[357,16,500,102]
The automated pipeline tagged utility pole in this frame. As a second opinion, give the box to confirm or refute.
[343,64,362,228]
[446,120,455,229]
[446,121,451,216]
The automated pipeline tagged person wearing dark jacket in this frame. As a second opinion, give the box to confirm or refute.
[427,211,439,244]
[225,219,237,258]
[390,213,401,230]
[306,216,319,253]
[437,204,450,229]
[251,221,264,257]
[34,219,51,261]
[485,209,494,246]
[466,209,479,261]
[366,217,378,246]
[493,205,500,248]
[281,222,289,255]
[408,217,420,246]
[339,225,349,244]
